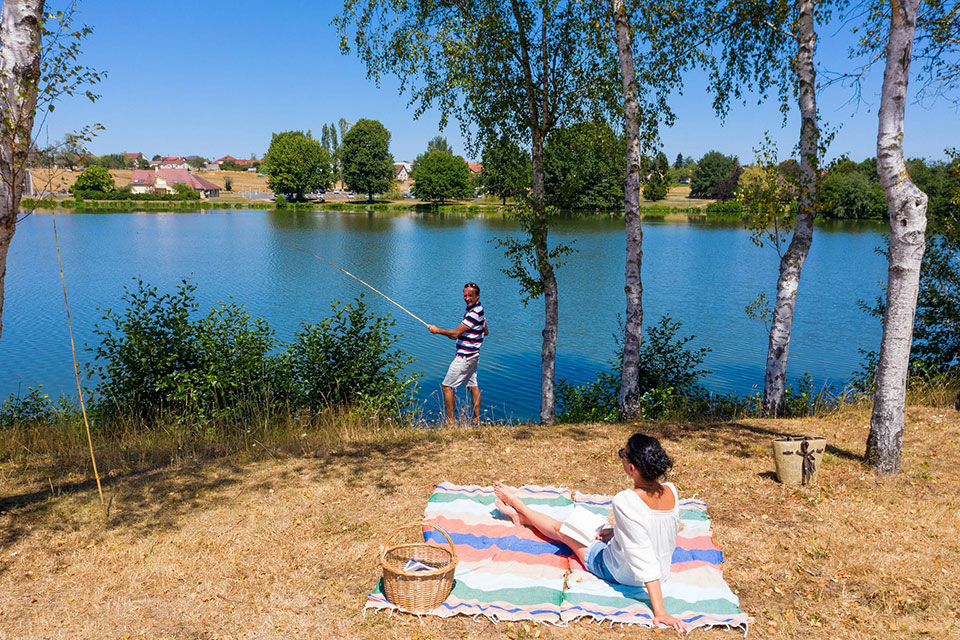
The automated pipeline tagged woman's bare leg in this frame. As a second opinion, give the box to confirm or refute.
[494,481,589,563]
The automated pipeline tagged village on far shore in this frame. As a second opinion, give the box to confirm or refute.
[25,151,485,203]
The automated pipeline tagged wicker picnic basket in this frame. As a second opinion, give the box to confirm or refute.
[380,521,458,612]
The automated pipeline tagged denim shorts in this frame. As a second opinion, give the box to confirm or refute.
[584,541,617,583]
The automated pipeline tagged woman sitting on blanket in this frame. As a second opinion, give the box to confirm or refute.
[494,433,686,633]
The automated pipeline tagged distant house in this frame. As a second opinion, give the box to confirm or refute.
[184,155,209,168]
[394,162,413,182]
[124,152,145,165]
[129,168,221,198]
[129,169,169,194]
[216,155,259,168]
[468,162,483,175]
[159,156,189,169]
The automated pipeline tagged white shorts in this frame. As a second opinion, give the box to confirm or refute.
[442,356,479,388]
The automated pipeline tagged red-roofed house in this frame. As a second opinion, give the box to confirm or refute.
[129,169,164,193]
[216,155,258,168]
[468,163,483,174]
[159,156,189,169]
[129,169,221,198]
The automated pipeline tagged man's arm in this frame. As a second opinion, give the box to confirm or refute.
[427,323,470,339]
[483,319,489,336]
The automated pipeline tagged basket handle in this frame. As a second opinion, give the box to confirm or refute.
[380,521,458,563]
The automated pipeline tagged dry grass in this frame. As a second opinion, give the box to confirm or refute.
[194,170,270,194]
[1,406,958,639]
[642,185,713,209]
[28,168,271,197]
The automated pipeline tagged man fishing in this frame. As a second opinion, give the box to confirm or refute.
[427,282,488,425]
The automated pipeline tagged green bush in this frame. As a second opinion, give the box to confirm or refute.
[705,200,743,215]
[557,315,716,422]
[72,189,200,201]
[87,279,277,425]
[1,386,76,428]
[281,297,419,415]
[73,165,115,193]
[779,372,851,417]
[85,281,419,426]
[555,372,620,423]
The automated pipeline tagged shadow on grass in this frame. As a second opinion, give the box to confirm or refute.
[320,434,459,482]
[654,420,863,462]
[0,459,246,553]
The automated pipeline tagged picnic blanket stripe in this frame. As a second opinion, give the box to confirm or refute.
[562,592,744,615]
[449,583,563,605]
[425,500,573,519]
[455,560,567,578]
[435,483,570,497]
[428,514,564,542]
[452,546,572,569]
[424,529,571,556]
[428,493,574,507]
[456,571,567,591]
[366,593,559,620]
[561,604,742,625]
[564,573,739,601]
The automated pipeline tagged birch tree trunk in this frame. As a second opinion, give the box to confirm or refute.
[762,0,819,416]
[0,0,45,343]
[866,0,926,475]
[530,129,558,424]
[612,0,644,419]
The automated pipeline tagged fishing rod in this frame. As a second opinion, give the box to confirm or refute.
[283,243,430,327]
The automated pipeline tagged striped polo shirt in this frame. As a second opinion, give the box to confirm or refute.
[456,302,485,359]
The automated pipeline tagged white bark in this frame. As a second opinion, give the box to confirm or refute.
[510,0,558,424]
[867,0,927,475]
[531,129,558,424]
[612,0,644,418]
[762,0,818,416]
[0,0,45,343]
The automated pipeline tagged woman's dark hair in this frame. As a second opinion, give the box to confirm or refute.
[622,433,673,481]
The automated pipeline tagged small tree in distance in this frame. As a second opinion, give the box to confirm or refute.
[340,119,394,202]
[426,135,453,155]
[643,152,670,202]
[690,151,741,201]
[480,135,530,205]
[412,151,472,204]
[73,165,114,193]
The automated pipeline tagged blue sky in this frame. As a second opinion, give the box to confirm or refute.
[39,0,957,164]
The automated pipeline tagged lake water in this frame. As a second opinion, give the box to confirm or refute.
[0,210,887,422]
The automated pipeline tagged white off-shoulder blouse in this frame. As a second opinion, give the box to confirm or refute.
[604,482,680,586]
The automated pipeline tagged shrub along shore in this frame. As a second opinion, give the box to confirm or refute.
[21,195,716,216]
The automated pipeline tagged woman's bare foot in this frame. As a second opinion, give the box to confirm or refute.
[493,481,520,508]
[494,499,523,527]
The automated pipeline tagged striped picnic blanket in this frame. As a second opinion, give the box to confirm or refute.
[365,482,749,633]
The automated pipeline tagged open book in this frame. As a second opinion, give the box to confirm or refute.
[559,505,610,547]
